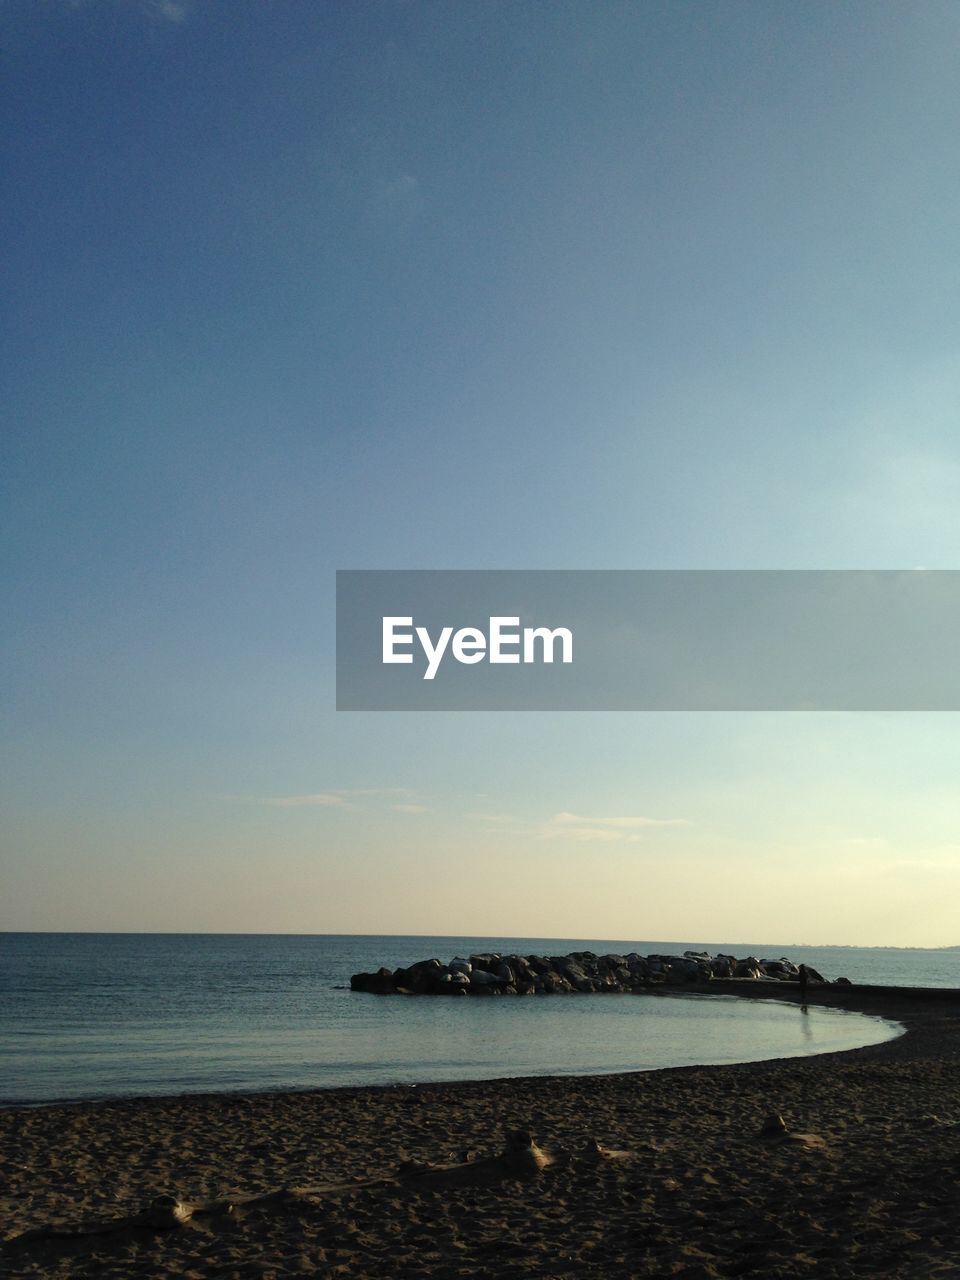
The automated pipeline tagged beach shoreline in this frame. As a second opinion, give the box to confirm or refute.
[2,983,958,1278]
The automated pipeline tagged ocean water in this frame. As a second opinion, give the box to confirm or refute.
[1,933,951,1107]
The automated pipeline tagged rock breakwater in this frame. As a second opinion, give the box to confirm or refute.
[350,950,828,995]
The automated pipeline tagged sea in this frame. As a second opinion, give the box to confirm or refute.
[1,933,954,1107]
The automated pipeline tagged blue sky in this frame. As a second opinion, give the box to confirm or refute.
[3,1,960,944]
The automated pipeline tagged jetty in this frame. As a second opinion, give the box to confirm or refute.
[350,949,829,995]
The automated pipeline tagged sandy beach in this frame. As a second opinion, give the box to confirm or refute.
[2,983,958,1279]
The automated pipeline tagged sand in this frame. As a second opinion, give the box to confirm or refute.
[2,982,959,1279]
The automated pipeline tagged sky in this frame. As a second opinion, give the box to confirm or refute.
[2,0,960,946]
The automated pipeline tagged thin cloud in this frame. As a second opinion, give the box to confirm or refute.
[551,825,645,844]
[463,809,690,844]
[542,811,691,844]
[264,793,348,808]
[551,811,690,829]
[346,787,414,797]
[392,803,430,814]
[255,787,417,810]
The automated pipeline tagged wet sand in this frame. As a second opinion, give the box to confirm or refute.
[2,983,958,1278]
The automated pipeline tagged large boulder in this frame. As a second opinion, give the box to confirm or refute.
[510,956,535,982]
[663,956,705,983]
[350,967,396,994]
[538,971,574,994]
[437,971,471,993]
[469,967,503,988]
[394,958,447,994]
[556,958,595,992]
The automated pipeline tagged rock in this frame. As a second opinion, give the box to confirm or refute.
[469,968,502,987]
[665,957,703,983]
[556,958,594,992]
[394,959,447,994]
[350,967,396,994]
[437,971,470,993]
[351,948,832,997]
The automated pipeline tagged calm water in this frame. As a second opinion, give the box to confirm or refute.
[2,933,950,1106]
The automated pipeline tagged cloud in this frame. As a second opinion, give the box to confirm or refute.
[254,787,418,810]
[238,794,685,839]
[556,825,644,843]
[464,808,690,844]
[346,787,414,797]
[551,811,690,829]
[263,793,348,808]
[542,811,691,844]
